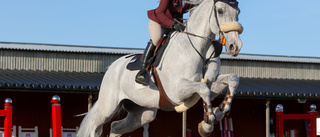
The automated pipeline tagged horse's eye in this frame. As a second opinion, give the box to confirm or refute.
[218,9,223,14]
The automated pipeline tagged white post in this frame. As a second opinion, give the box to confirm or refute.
[143,124,149,137]
[88,93,93,111]
[266,100,270,137]
[182,111,187,137]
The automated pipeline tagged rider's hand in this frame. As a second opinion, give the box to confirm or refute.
[171,22,185,32]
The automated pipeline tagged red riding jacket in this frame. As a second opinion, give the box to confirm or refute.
[148,0,193,28]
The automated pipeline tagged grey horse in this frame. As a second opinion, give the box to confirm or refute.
[77,0,243,136]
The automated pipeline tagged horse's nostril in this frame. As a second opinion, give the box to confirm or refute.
[229,44,234,52]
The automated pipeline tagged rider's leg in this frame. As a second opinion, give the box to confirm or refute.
[135,40,156,85]
[149,20,164,45]
[135,20,164,85]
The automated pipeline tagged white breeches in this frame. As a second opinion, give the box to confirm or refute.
[148,20,170,45]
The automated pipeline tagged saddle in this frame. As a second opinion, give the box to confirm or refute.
[126,35,170,71]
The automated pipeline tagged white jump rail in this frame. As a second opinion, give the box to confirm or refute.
[0,125,16,137]
[18,126,38,137]
[50,126,78,137]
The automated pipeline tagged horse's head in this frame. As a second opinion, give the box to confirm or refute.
[209,0,243,56]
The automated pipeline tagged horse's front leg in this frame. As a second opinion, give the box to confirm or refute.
[210,73,239,122]
[177,78,215,137]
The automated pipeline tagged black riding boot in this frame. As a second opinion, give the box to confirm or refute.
[135,40,156,85]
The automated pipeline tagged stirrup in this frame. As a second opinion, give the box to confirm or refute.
[135,77,147,85]
[135,70,148,85]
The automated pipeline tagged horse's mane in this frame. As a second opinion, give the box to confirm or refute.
[186,0,204,5]
[186,0,205,16]
[157,0,204,5]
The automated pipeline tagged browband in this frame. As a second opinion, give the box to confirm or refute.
[215,0,238,8]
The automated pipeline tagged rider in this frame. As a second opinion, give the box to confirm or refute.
[135,0,194,85]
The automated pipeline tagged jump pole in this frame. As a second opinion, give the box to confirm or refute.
[0,98,13,137]
[276,104,317,137]
[51,95,62,137]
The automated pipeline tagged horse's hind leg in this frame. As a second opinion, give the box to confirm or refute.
[109,100,157,137]
[77,99,121,137]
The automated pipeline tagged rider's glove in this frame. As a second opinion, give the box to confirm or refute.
[171,22,185,32]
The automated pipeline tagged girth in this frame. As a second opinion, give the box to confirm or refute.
[126,35,177,109]
[150,36,179,109]
[151,67,178,109]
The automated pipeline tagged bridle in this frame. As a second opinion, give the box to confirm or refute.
[177,0,230,76]
[212,0,226,45]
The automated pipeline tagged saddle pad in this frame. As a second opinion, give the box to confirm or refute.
[126,54,142,71]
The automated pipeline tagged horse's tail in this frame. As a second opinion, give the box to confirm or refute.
[77,100,123,137]
[76,103,101,137]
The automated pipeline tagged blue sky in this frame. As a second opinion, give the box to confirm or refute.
[1,0,320,57]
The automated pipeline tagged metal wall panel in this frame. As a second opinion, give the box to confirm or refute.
[0,50,123,73]
[2,50,320,80]
[220,60,320,80]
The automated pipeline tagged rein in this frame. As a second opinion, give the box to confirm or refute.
[173,20,220,61]
[173,0,224,77]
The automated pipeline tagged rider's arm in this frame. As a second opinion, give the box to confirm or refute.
[154,0,175,28]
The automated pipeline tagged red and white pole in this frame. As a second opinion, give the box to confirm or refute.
[3,98,12,137]
[51,95,61,137]
[309,104,317,137]
[275,104,284,137]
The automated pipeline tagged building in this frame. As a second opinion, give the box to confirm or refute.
[0,42,319,137]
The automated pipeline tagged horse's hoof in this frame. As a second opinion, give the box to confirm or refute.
[198,121,212,137]
[213,107,225,124]
[213,119,219,124]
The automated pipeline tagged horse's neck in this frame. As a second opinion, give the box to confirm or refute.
[184,0,215,54]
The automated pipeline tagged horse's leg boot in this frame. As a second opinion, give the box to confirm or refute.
[135,40,156,85]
